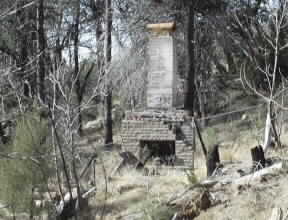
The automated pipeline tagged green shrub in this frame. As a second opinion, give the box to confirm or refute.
[205,127,218,145]
[185,169,199,185]
[0,111,51,214]
[144,205,176,220]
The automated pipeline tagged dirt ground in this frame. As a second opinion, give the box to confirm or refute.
[86,128,288,220]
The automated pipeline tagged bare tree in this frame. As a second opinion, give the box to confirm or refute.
[240,0,288,151]
[47,61,103,219]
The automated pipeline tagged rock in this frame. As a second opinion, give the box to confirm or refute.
[197,190,212,211]
[172,202,199,220]
[172,190,212,220]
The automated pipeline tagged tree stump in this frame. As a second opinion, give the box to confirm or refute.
[54,193,89,220]
[251,145,266,171]
[206,144,220,177]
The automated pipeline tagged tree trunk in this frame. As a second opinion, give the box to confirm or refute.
[72,3,82,217]
[96,0,104,75]
[206,144,220,177]
[37,0,46,103]
[251,145,266,171]
[271,117,282,149]
[104,0,113,145]
[29,187,35,220]
[195,80,206,127]
[16,1,30,98]
[184,3,195,116]
[263,102,272,152]
[105,91,113,145]
[55,3,64,67]
[193,119,207,158]
[74,0,83,135]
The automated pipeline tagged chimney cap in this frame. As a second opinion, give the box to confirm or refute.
[146,22,176,33]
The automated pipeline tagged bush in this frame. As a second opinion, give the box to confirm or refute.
[185,169,199,185]
[144,205,176,220]
[0,111,51,214]
[205,127,218,146]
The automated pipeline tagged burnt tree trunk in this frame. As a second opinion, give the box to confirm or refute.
[55,3,64,67]
[16,1,31,98]
[251,145,266,171]
[104,0,113,145]
[91,0,104,55]
[206,144,220,177]
[184,2,195,116]
[37,0,46,103]
[193,118,207,158]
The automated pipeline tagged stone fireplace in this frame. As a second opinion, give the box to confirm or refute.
[120,22,194,168]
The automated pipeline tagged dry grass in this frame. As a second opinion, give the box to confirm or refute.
[219,140,255,163]
[88,111,288,219]
[90,157,190,219]
[195,168,288,220]
[193,157,207,182]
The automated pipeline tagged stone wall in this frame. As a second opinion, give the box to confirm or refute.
[120,111,194,168]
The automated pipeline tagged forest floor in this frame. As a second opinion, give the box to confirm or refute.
[84,108,288,220]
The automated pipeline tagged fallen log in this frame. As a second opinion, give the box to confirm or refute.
[168,162,284,207]
[233,162,283,186]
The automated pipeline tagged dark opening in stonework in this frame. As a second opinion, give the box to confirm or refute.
[174,124,185,140]
[139,140,175,165]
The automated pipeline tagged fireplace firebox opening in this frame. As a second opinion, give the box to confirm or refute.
[139,140,175,165]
